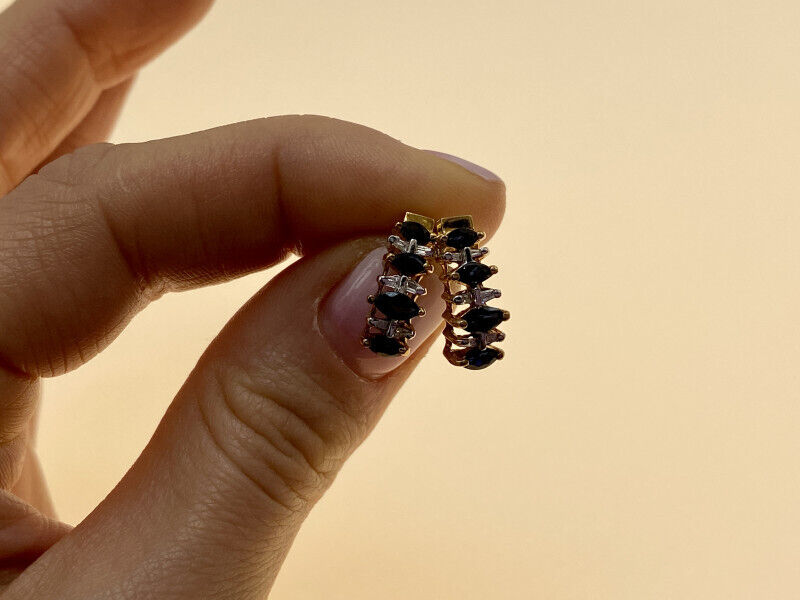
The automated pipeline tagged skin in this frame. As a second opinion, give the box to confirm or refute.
[0,0,505,598]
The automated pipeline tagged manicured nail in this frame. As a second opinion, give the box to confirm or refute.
[320,246,443,380]
[426,150,503,182]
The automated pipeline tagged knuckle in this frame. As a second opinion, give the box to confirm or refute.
[0,144,117,267]
[0,142,146,376]
[196,360,364,515]
[14,142,157,296]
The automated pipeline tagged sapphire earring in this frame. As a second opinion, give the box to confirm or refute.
[364,212,509,370]
[363,213,435,356]
[435,215,509,370]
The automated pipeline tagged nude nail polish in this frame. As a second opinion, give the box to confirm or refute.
[320,246,443,379]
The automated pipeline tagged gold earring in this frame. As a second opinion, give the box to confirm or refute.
[434,215,509,370]
[363,213,435,356]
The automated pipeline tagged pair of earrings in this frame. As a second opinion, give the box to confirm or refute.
[362,212,509,370]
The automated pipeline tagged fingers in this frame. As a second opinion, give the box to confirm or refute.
[0,370,38,492]
[0,116,503,597]
[10,444,57,518]
[0,490,70,586]
[0,0,213,193]
[1,239,446,600]
[38,78,135,166]
[0,116,505,378]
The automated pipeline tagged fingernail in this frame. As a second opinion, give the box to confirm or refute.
[320,246,444,380]
[426,150,503,182]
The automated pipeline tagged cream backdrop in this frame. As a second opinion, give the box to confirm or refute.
[3,0,798,598]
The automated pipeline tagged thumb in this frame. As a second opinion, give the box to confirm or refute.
[4,235,489,599]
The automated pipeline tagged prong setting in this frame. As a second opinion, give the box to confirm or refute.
[364,213,435,356]
[364,212,508,368]
[433,215,508,370]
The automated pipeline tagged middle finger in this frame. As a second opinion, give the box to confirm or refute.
[0,0,213,194]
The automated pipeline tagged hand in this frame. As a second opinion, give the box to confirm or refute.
[0,0,505,598]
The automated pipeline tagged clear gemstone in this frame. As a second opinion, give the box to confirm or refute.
[444,247,488,263]
[451,329,505,348]
[452,286,501,307]
[388,236,433,257]
[379,274,426,296]
[368,318,415,339]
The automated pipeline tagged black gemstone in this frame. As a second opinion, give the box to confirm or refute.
[400,221,432,245]
[391,252,427,275]
[465,347,501,370]
[369,335,404,356]
[456,262,493,286]
[446,227,480,250]
[375,292,421,321]
[463,306,505,332]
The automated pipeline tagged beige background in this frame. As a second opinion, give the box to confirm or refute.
[7,0,799,598]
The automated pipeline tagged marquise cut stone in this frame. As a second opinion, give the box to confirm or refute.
[464,347,500,370]
[456,262,492,286]
[463,306,504,332]
[391,252,427,275]
[369,335,404,356]
[400,221,432,245]
[375,292,421,321]
[446,227,480,250]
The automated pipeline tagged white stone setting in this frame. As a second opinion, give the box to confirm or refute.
[368,318,416,339]
[451,330,506,348]
[444,246,489,264]
[378,274,427,296]
[387,235,434,257]
[452,286,502,307]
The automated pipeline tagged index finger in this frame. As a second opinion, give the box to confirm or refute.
[0,115,505,378]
